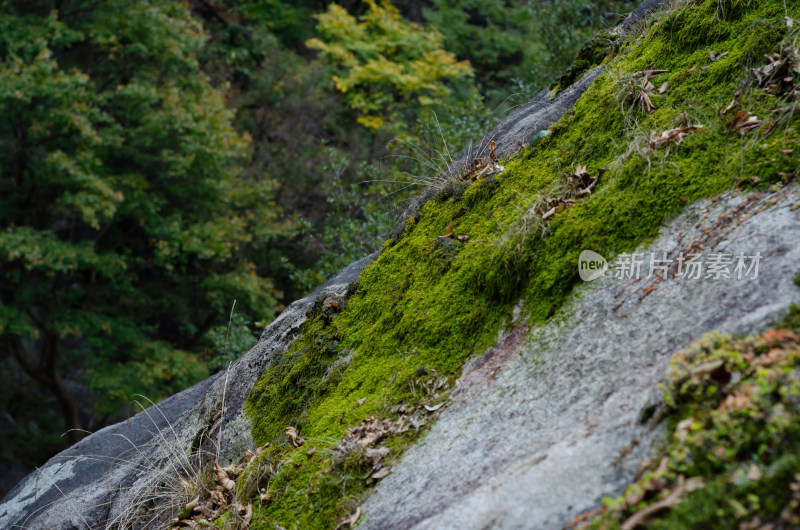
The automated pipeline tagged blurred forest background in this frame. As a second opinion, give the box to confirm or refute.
[0,0,635,494]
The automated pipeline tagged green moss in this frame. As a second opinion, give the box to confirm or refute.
[431,236,461,269]
[589,328,800,528]
[551,32,621,92]
[241,0,800,527]
[778,303,800,333]
[433,179,469,202]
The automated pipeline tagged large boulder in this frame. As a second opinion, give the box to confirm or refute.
[360,186,800,529]
[0,18,638,530]
[8,0,800,528]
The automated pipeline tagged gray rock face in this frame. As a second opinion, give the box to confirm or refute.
[0,2,692,527]
[359,186,800,529]
[471,66,606,162]
[0,253,376,530]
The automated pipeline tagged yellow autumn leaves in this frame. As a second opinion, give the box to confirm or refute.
[307,0,472,131]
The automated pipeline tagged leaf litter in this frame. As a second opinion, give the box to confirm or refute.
[542,165,606,220]
[332,370,452,481]
[171,443,270,529]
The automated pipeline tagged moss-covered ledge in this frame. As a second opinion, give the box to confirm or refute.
[236,0,800,526]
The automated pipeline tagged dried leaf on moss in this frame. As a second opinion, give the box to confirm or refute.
[337,506,362,528]
[725,111,763,135]
[364,446,390,467]
[286,426,306,447]
[708,50,728,62]
[370,466,391,479]
[215,463,236,491]
[649,125,704,149]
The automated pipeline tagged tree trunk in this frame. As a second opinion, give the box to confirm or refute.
[10,335,84,444]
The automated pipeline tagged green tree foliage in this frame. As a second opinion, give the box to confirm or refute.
[285,0,639,294]
[307,0,473,131]
[423,0,637,104]
[0,0,284,456]
[188,0,636,306]
[188,0,378,305]
[0,0,640,475]
[281,144,395,292]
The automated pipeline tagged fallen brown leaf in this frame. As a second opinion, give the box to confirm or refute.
[337,506,362,529]
[762,328,799,345]
[334,416,396,464]
[721,89,741,117]
[370,466,391,480]
[726,111,763,135]
[348,506,362,527]
[751,47,800,95]
[689,359,730,384]
[718,389,753,412]
[649,125,704,149]
[286,426,306,447]
[631,69,669,79]
[364,446,389,467]
[755,348,786,367]
[753,60,782,86]
[235,501,253,525]
[215,463,236,491]
[209,487,226,507]
[412,414,428,430]
[640,88,655,113]
[675,418,695,441]
[708,50,728,62]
